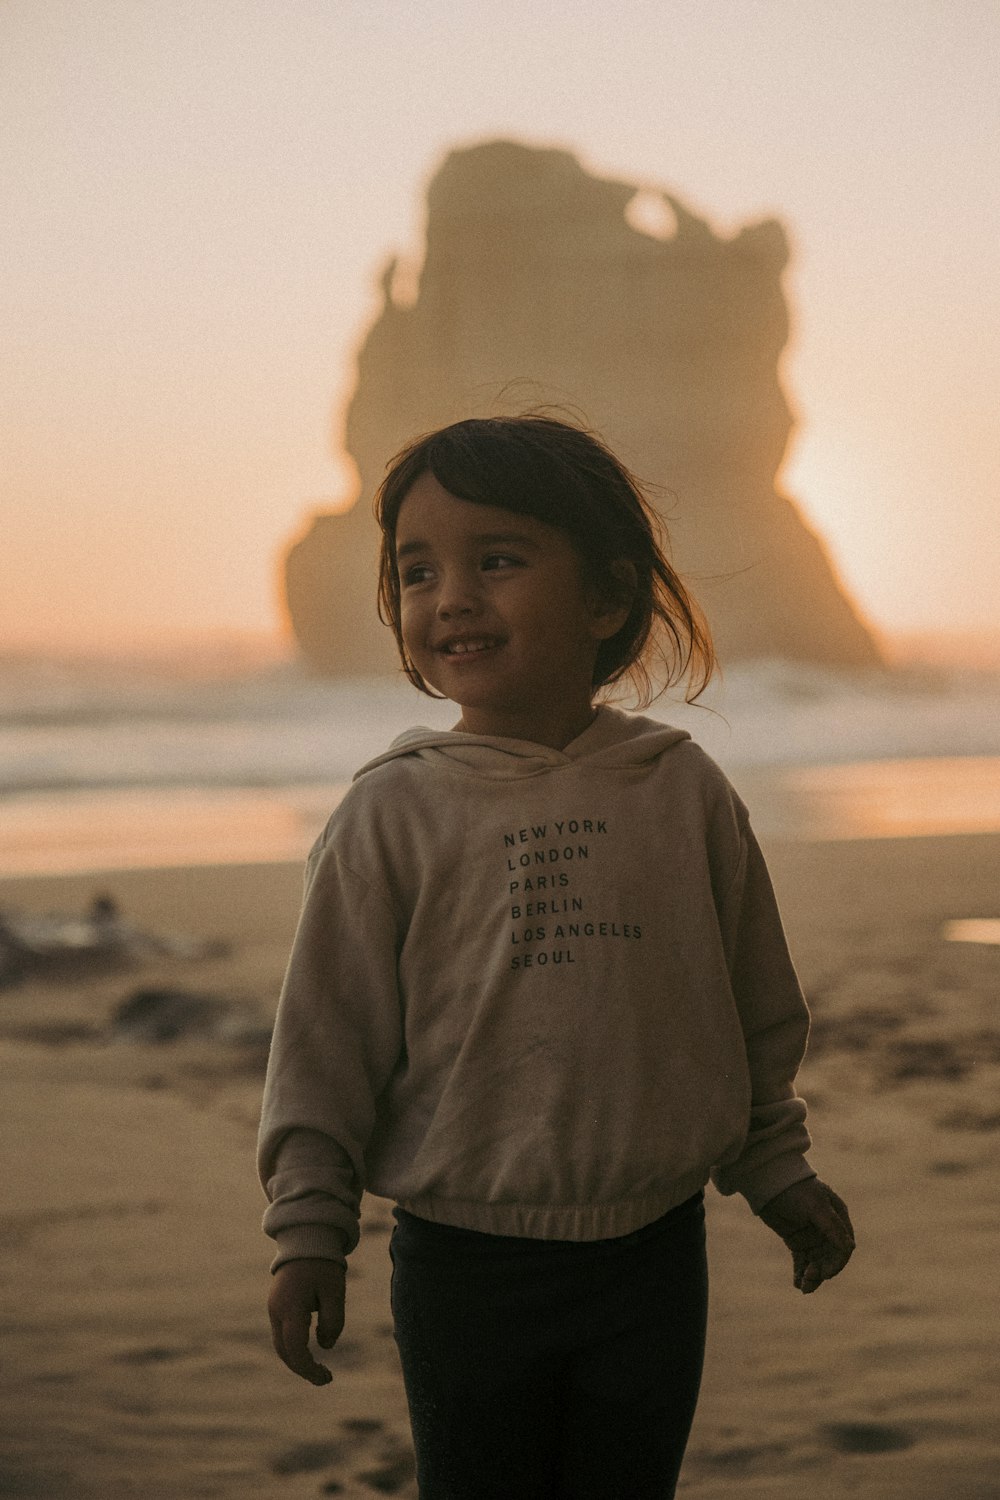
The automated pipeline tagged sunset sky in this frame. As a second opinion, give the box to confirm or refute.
[3,0,998,658]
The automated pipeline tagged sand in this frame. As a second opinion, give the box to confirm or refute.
[1,835,998,1498]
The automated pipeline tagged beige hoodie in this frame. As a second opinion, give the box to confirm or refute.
[258,706,814,1267]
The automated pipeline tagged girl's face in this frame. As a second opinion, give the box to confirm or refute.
[395,471,628,749]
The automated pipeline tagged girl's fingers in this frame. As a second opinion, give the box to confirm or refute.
[270,1309,332,1384]
[798,1237,853,1293]
[814,1194,852,1243]
[269,1310,287,1365]
[316,1295,345,1350]
[268,1263,344,1384]
[827,1190,857,1247]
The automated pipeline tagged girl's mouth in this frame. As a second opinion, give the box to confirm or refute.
[439,637,503,659]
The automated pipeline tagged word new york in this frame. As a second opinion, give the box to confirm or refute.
[503,820,608,847]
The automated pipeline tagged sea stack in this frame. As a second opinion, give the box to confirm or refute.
[283,139,882,676]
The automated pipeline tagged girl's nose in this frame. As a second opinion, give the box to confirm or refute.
[435,573,481,619]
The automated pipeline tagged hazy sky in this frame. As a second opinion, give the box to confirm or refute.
[3,0,998,653]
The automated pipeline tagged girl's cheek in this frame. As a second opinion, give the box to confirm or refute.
[398,601,423,642]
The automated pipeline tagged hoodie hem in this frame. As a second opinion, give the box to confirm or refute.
[393,1172,709,1241]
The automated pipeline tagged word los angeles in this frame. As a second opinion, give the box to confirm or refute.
[510,919,642,971]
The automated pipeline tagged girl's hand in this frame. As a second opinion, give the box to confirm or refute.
[757,1178,856,1293]
[268,1258,346,1384]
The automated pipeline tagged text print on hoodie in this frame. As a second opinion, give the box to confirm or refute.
[258,705,815,1267]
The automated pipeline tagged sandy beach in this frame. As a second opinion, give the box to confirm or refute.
[1,834,998,1498]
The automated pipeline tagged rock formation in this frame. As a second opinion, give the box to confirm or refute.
[283,139,882,677]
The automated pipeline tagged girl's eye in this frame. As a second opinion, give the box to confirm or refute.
[400,554,521,586]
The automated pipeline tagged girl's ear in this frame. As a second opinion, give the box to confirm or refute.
[590,559,637,641]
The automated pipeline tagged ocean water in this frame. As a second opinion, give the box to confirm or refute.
[2,653,1000,875]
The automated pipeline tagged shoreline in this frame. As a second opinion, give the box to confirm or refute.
[4,756,1000,880]
[3,824,1000,894]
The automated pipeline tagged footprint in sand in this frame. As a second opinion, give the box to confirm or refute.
[703,1440,789,1469]
[356,1445,416,1493]
[269,1440,346,1475]
[884,1037,970,1082]
[269,1425,415,1495]
[113,1343,195,1364]
[820,1421,916,1454]
[336,1422,415,1494]
[937,1106,1000,1132]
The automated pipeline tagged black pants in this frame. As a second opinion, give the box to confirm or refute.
[389,1192,708,1499]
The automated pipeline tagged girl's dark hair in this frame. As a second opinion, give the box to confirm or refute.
[374,411,716,708]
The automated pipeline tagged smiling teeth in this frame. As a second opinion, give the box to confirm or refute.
[446,639,495,654]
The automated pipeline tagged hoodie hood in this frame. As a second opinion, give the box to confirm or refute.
[353,705,691,782]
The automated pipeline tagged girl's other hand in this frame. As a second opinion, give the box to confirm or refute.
[757,1178,856,1293]
[268,1258,347,1384]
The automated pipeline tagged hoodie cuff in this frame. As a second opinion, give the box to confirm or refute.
[269,1224,349,1273]
[739,1155,817,1215]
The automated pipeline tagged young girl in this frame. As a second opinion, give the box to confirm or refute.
[258,413,855,1499]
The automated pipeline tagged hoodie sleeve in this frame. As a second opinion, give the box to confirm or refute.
[710,814,816,1211]
[257,837,404,1270]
